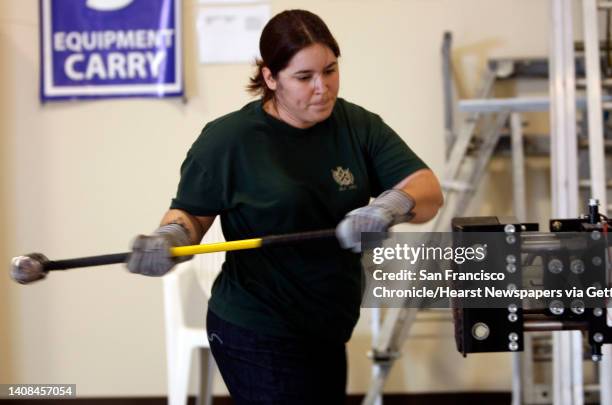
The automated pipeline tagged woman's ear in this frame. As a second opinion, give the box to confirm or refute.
[262,67,277,91]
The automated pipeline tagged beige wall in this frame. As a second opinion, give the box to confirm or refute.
[1,0,563,397]
[0,0,15,385]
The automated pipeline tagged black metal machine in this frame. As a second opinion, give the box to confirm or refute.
[452,200,612,361]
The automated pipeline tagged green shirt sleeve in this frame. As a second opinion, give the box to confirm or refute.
[170,127,227,216]
[363,113,429,196]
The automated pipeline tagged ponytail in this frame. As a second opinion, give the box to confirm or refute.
[247,59,274,102]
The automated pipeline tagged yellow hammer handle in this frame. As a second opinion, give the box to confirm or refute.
[169,238,263,257]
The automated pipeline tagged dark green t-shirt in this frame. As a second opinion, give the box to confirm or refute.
[170,98,427,343]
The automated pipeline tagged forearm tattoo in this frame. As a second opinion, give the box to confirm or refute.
[167,215,201,242]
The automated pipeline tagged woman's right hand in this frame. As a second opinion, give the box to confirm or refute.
[127,224,192,276]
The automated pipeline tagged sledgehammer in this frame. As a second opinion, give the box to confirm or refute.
[10,229,337,284]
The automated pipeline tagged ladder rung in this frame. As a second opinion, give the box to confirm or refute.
[599,0,612,9]
[578,179,612,188]
[441,180,474,192]
[577,138,612,148]
[576,77,612,87]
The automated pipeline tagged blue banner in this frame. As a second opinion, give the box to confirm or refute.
[40,0,183,101]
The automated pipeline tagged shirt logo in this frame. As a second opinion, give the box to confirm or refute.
[332,166,357,191]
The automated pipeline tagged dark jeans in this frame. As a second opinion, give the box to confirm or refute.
[206,309,347,405]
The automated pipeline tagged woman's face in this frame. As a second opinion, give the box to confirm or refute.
[263,43,340,129]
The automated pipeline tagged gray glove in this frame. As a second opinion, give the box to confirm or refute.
[127,224,192,276]
[336,189,415,253]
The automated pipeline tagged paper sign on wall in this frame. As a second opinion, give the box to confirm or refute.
[40,0,183,101]
[196,4,270,64]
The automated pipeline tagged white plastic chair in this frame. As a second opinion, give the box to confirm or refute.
[163,218,225,405]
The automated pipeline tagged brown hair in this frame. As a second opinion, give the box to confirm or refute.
[247,9,341,102]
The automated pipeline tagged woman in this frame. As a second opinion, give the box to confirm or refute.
[128,9,443,404]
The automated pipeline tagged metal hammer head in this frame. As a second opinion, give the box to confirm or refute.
[10,253,49,284]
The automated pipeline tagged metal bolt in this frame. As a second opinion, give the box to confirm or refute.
[570,260,584,274]
[506,255,516,264]
[548,258,563,274]
[506,235,516,244]
[593,354,602,362]
[594,333,604,343]
[570,300,585,315]
[504,224,516,234]
[506,263,517,273]
[509,342,519,351]
[592,231,601,241]
[549,300,564,316]
[552,221,562,231]
[507,283,517,291]
[508,313,518,322]
[592,256,602,266]
[594,308,604,317]
[509,332,519,342]
[508,304,518,313]
[472,322,490,341]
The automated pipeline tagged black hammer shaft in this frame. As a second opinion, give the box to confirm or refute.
[34,229,337,272]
